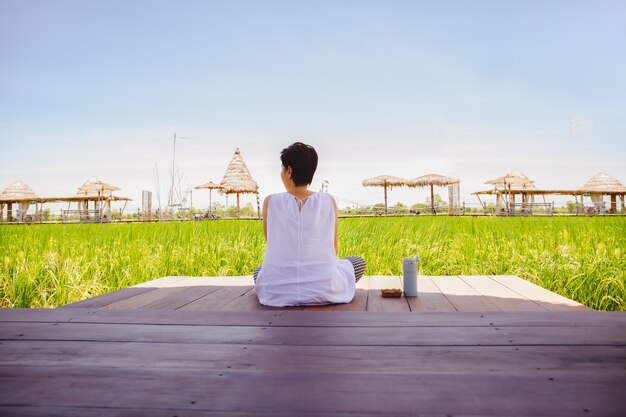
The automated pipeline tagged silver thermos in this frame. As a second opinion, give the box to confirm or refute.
[402,256,419,296]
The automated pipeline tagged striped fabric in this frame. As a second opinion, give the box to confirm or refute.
[253,256,366,283]
[343,256,366,282]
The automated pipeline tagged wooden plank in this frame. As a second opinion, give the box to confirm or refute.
[132,275,189,288]
[63,276,254,309]
[178,285,254,311]
[68,275,591,313]
[175,276,254,287]
[367,275,410,312]
[406,276,457,312]
[61,287,155,309]
[430,276,501,312]
[459,276,548,312]
[3,340,624,374]
[102,286,192,310]
[219,288,303,311]
[2,366,624,416]
[217,287,263,311]
[176,275,254,287]
[1,306,624,416]
[134,275,255,288]
[0,407,381,417]
[139,286,220,310]
[2,308,624,328]
[491,275,591,311]
[3,321,625,346]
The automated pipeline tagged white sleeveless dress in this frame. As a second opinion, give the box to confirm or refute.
[255,192,356,307]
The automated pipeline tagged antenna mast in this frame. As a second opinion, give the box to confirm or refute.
[167,133,193,211]
[168,133,177,209]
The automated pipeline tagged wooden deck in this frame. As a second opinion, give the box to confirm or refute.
[62,275,591,312]
[2,276,624,416]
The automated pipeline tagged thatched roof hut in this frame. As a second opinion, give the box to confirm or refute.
[578,173,626,214]
[362,175,409,214]
[220,148,258,218]
[578,173,626,194]
[485,170,536,191]
[220,149,258,194]
[76,177,120,197]
[0,178,132,223]
[0,180,41,221]
[0,180,40,202]
[72,177,126,217]
[474,171,539,215]
[409,174,460,215]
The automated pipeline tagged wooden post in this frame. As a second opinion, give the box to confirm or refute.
[7,202,12,222]
[384,184,388,215]
[510,193,516,216]
[236,193,240,219]
[610,194,617,213]
[256,192,261,219]
[475,194,484,209]
[430,184,435,215]
[0,203,4,222]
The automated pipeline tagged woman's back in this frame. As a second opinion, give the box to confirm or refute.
[255,192,355,306]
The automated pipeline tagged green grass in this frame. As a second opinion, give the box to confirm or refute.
[1,217,624,310]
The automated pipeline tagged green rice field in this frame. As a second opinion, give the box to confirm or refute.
[1,217,625,310]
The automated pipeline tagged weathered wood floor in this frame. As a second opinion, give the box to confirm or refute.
[2,276,623,416]
[63,275,590,312]
[1,308,625,416]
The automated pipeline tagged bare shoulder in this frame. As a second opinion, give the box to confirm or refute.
[325,193,338,210]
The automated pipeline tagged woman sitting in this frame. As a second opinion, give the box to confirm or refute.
[254,142,366,307]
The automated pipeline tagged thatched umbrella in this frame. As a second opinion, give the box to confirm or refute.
[484,170,536,214]
[0,180,40,221]
[220,148,258,219]
[0,180,40,201]
[409,174,460,215]
[194,181,224,213]
[362,175,408,214]
[578,173,626,213]
[75,177,121,214]
[485,170,535,191]
[76,177,120,196]
[578,172,626,193]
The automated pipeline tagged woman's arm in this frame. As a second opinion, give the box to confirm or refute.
[332,196,338,256]
[262,195,271,241]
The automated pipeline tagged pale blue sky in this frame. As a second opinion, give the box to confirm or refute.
[1,0,625,210]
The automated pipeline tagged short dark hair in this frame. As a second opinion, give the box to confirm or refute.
[280,142,318,186]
